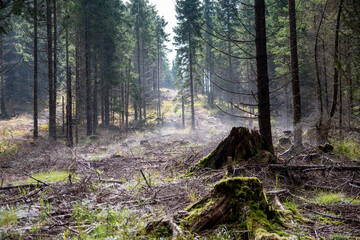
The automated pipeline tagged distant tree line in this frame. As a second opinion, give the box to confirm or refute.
[1,0,173,146]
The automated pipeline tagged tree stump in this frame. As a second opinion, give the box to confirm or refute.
[183,177,286,239]
[196,127,274,169]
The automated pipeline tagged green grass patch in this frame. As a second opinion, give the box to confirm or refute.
[69,203,148,239]
[332,138,360,161]
[17,170,75,185]
[316,191,348,205]
[0,207,18,226]
[331,233,351,240]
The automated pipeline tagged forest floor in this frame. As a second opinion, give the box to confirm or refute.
[0,89,360,239]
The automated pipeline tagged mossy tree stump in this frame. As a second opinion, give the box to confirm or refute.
[183,177,286,239]
[197,127,274,169]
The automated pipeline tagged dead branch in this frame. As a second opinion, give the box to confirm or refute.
[270,164,360,171]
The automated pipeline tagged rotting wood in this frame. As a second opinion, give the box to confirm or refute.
[195,127,274,170]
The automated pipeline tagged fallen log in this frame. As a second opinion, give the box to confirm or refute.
[270,164,360,171]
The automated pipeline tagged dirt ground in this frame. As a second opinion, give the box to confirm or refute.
[1,95,360,239]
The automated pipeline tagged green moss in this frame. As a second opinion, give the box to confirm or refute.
[183,177,288,238]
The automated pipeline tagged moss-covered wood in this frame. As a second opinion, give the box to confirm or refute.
[182,177,287,239]
[197,127,274,169]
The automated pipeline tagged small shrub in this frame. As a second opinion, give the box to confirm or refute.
[0,141,18,156]
[40,124,49,132]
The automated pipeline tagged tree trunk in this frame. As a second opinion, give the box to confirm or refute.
[330,0,344,117]
[322,41,329,113]
[66,28,73,147]
[53,0,57,136]
[85,0,92,135]
[288,0,302,147]
[33,0,38,138]
[255,0,273,152]
[189,33,195,130]
[314,0,328,125]
[93,55,98,133]
[75,31,80,144]
[157,42,161,119]
[47,0,56,140]
[182,95,185,128]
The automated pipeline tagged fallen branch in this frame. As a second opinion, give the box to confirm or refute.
[0,183,43,191]
[306,209,360,224]
[140,169,152,190]
[146,216,184,240]
[270,164,360,171]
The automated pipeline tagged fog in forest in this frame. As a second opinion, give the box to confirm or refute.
[1,0,360,239]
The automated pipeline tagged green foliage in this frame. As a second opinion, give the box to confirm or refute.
[316,191,346,205]
[331,233,351,240]
[16,170,75,185]
[0,141,18,156]
[284,200,298,214]
[71,203,147,239]
[0,207,18,226]
[332,138,360,161]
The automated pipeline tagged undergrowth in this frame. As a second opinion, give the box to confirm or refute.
[332,138,360,161]
[0,141,18,156]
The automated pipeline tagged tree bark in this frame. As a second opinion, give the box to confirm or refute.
[330,0,344,117]
[288,0,302,147]
[314,0,328,125]
[47,0,56,140]
[93,54,98,133]
[53,0,57,136]
[33,0,38,138]
[75,31,80,144]
[255,0,273,152]
[85,0,92,135]
[189,32,195,130]
[66,28,73,147]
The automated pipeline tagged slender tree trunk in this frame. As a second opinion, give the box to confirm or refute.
[314,0,328,125]
[189,34,195,130]
[66,28,73,147]
[125,59,131,134]
[182,95,185,128]
[323,41,329,113]
[93,55,98,133]
[47,0,56,140]
[136,18,141,122]
[330,0,344,117]
[157,42,161,118]
[53,0,57,135]
[85,0,92,135]
[288,0,302,147]
[255,0,273,152]
[75,31,80,144]
[33,0,38,138]
[62,96,65,134]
